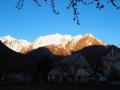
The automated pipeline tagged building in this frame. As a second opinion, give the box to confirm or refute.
[48,53,95,83]
[101,45,120,79]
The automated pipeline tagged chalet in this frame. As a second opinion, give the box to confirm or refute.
[101,45,120,77]
[48,45,119,83]
[48,53,94,82]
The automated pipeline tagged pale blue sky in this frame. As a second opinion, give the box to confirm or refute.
[0,0,120,46]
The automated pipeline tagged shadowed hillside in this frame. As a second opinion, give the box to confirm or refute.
[0,40,53,83]
[0,41,25,73]
[0,40,120,87]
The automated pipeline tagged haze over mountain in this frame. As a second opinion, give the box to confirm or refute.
[0,34,106,56]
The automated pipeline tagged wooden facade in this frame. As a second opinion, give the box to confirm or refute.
[48,53,94,82]
[101,45,120,79]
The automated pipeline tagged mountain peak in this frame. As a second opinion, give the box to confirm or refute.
[0,35,16,42]
[0,34,106,56]
[0,35,31,52]
[32,33,73,49]
[83,33,94,38]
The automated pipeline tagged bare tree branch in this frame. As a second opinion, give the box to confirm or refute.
[16,0,120,25]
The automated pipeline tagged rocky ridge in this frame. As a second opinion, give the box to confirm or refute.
[0,35,31,52]
[0,34,106,56]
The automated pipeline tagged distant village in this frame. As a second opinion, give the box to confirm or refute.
[48,45,120,83]
[0,35,120,85]
[0,43,120,85]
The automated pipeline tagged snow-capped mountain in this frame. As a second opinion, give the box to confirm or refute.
[21,33,106,55]
[32,33,73,49]
[0,34,106,55]
[0,35,31,52]
[66,34,106,52]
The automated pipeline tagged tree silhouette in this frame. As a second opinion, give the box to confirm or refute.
[16,0,120,25]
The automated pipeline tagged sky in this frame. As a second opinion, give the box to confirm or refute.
[0,0,120,46]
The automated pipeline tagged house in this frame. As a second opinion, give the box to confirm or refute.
[48,53,94,83]
[48,45,120,83]
[101,45,120,79]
